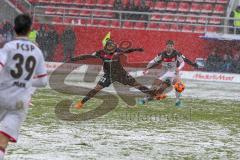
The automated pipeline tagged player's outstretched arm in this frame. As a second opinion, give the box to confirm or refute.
[71,51,100,62]
[146,54,162,70]
[120,48,144,54]
[181,54,198,68]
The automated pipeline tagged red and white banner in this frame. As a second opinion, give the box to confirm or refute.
[181,71,240,83]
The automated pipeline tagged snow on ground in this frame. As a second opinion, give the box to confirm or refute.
[5,73,240,160]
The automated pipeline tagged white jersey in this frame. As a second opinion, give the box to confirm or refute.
[147,50,184,72]
[0,38,47,109]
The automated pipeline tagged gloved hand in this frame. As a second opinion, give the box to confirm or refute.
[193,63,199,69]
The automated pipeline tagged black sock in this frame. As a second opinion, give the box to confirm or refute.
[81,89,100,104]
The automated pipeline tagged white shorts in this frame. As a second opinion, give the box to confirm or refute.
[158,71,179,84]
[0,99,29,142]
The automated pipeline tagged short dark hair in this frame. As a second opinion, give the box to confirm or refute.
[166,40,174,45]
[14,14,32,36]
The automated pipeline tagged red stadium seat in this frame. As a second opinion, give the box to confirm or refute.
[178,2,190,12]
[104,12,114,18]
[145,1,153,8]
[85,0,97,7]
[80,10,91,16]
[198,14,208,24]
[63,0,73,5]
[45,8,56,14]
[134,0,141,7]
[53,17,63,24]
[99,20,111,27]
[96,0,106,7]
[81,19,91,25]
[216,0,228,3]
[205,0,216,3]
[105,0,114,7]
[111,20,120,28]
[175,16,186,22]
[186,15,198,23]
[166,2,178,11]
[93,19,101,25]
[182,25,193,32]
[93,19,110,27]
[159,24,169,31]
[154,2,166,11]
[64,17,74,24]
[170,24,181,32]
[190,3,201,13]
[209,17,222,24]
[206,26,219,32]
[194,26,205,33]
[213,4,225,14]
[69,10,79,16]
[122,21,134,29]
[122,0,129,8]
[134,22,146,29]
[74,0,85,5]
[56,8,65,15]
[162,15,174,22]
[201,4,213,13]
[92,11,104,17]
[147,23,159,30]
[151,14,161,20]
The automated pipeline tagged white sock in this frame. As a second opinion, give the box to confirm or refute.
[0,149,5,160]
[175,91,181,102]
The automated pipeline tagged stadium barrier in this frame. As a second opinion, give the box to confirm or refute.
[46,62,240,83]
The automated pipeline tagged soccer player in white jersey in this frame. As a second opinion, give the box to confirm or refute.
[140,40,197,106]
[0,14,48,159]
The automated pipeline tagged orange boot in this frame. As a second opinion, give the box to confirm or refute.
[155,94,167,100]
[74,101,84,109]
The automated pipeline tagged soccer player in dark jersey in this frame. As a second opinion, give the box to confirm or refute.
[71,39,155,109]
[140,40,198,106]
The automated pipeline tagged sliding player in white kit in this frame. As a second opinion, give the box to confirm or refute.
[0,14,48,159]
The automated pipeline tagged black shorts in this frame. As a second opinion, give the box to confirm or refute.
[97,73,136,88]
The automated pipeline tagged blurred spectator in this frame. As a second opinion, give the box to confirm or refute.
[46,26,59,61]
[113,0,122,19]
[28,27,38,42]
[36,25,48,59]
[229,6,240,34]
[0,24,4,47]
[139,1,150,21]
[206,49,222,72]
[62,27,76,62]
[220,53,233,72]
[232,53,240,73]
[2,21,14,42]
[125,0,138,20]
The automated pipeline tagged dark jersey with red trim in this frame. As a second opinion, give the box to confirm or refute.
[94,48,127,75]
